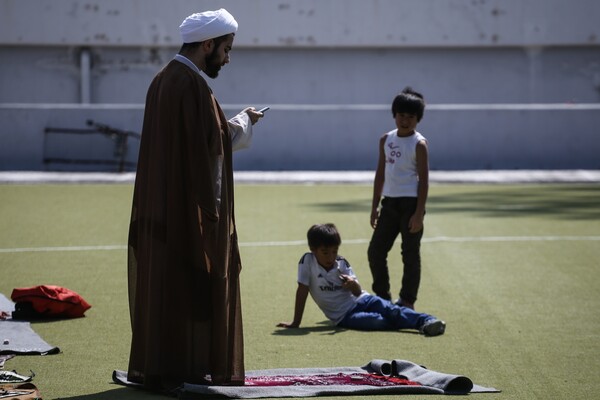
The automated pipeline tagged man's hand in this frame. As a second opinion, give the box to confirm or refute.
[277,322,299,328]
[244,107,265,125]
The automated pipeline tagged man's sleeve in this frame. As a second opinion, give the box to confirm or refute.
[228,111,253,152]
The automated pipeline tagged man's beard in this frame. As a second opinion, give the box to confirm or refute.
[204,48,222,79]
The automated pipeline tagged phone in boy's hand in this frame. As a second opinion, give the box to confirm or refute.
[337,266,348,282]
[258,106,270,113]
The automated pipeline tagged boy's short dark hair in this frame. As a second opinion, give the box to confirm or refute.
[307,223,341,249]
[391,86,425,122]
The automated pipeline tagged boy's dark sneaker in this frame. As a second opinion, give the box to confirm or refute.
[420,319,446,336]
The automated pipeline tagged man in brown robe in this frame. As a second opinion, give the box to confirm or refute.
[127,9,264,391]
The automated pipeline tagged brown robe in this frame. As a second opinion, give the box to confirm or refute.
[127,59,244,390]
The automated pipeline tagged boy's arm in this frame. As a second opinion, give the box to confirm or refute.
[277,283,310,328]
[371,135,387,229]
[409,139,429,233]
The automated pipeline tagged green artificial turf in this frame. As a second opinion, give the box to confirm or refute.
[0,183,599,399]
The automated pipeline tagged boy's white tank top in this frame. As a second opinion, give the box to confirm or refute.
[382,129,427,198]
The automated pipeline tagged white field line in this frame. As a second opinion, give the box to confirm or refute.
[1,236,599,253]
[0,245,127,253]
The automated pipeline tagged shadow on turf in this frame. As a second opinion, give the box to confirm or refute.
[428,185,600,220]
[58,386,171,399]
[306,198,370,213]
[307,185,600,220]
[272,321,422,336]
[273,320,346,336]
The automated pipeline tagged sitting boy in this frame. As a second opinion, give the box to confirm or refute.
[277,223,446,336]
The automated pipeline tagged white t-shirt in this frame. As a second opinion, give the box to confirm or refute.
[382,129,427,197]
[297,252,367,324]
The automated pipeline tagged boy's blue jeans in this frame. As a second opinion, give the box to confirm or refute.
[337,294,434,331]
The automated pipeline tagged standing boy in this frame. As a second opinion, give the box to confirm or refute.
[278,224,445,335]
[368,87,429,310]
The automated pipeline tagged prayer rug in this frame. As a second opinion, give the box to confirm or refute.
[0,355,14,369]
[0,294,60,355]
[113,358,499,398]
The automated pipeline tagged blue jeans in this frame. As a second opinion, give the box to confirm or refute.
[338,294,434,331]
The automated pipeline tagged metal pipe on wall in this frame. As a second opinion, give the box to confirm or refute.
[80,48,91,104]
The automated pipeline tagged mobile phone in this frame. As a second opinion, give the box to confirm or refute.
[337,266,348,282]
[258,106,270,113]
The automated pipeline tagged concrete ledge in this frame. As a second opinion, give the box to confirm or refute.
[1,170,599,184]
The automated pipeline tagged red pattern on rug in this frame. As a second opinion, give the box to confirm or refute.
[245,373,421,387]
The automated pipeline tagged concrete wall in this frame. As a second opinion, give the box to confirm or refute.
[1,0,599,171]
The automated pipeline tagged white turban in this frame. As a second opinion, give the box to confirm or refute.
[179,9,238,44]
